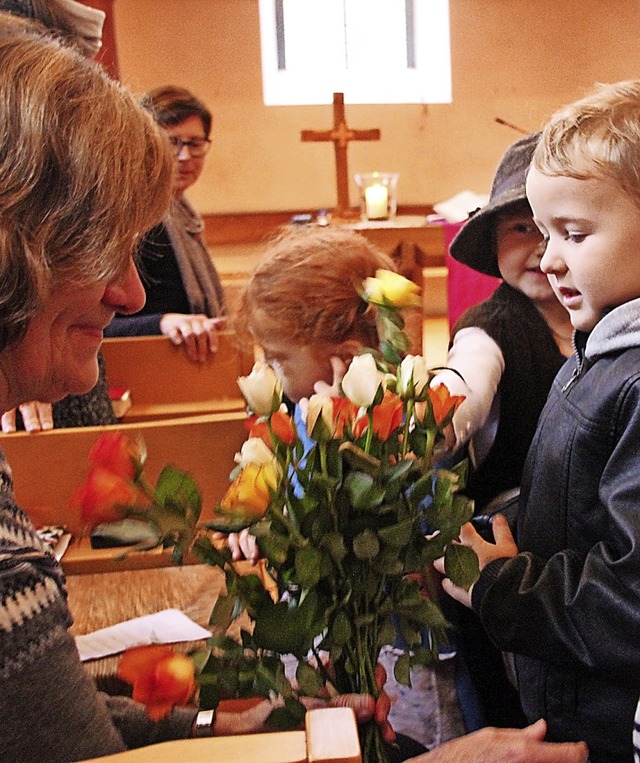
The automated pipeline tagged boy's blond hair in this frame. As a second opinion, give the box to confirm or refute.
[532,79,640,208]
[235,225,396,350]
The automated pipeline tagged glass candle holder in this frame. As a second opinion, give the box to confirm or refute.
[354,172,399,221]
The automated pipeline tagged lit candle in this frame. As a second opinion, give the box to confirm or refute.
[364,183,389,219]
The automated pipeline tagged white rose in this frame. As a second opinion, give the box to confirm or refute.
[398,355,431,399]
[305,393,335,441]
[237,361,282,416]
[341,353,385,408]
[235,437,276,468]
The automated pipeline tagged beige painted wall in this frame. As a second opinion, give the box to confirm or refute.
[113,0,640,215]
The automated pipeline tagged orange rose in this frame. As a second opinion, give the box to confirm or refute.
[353,390,403,441]
[249,410,296,448]
[428,384,466,427]
[117,645,196,721]
[332,397,357,439]
[71,465,143,529]
[88,431,141,480]
[220,461,280,521]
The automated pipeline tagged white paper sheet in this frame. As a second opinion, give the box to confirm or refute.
[75,608,211,662]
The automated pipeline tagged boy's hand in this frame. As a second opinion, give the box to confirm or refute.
[433,513,518,608]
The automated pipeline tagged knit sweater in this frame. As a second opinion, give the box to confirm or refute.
[0,451,196,762]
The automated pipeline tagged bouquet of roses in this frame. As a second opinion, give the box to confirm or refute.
[190,270,478,760]
[73,270,478,761]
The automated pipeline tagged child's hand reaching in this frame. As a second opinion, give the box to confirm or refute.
[313,355,348,397]
[433,513,518,608]
[225,529,260,564]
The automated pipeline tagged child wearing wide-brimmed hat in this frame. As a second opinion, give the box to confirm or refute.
[431,132,573,731]
[433,132,573,513]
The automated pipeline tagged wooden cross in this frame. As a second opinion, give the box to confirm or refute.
[301,92,381,218]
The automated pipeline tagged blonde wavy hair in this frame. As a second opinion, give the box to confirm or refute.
[0,17,173,350]
[234,225,396,351]
[532,79,640,209]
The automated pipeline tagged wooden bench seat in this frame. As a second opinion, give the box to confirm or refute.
[101,332,254,422]
[0,411,248,575]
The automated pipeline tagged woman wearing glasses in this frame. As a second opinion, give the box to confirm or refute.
[106,86,227,363]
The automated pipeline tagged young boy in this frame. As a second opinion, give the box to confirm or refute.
[435,78,640,763]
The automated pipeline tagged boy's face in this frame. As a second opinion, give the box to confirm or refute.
[495,206,555,305]
[527,167,640,332]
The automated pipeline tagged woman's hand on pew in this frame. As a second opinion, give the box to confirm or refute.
[159,313,226,363]
[1,401,53,432]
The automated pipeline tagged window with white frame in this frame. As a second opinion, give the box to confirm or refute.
[258,0,451,106]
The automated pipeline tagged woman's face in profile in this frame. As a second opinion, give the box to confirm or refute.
[3,261,145,405]
[167,115,209,198]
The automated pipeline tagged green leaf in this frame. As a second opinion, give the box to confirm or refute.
[320,532,348,565]
[252,591,326,656]
[155,466,201,522]
[295,546,322,588]
[344,471,386,510]
[373,549,404,576]
[394,652,411,687]
[296,661,325,696]
[331,609,352,646]
[253,524,291,566]
[352,529,380,560]
[202,511,254,533]
[338,441,381,476]
[445,543,480,591]
[377,517,415,548]
[192,535,229,567]
[209,593,243,632]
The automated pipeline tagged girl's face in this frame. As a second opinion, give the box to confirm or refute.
[167,115,208,198]
[495,206,556,305]
[527,168,640,332]
[259,336,336,403]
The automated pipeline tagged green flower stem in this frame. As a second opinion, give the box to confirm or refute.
[401,399,415,459]
[318,442,339,532]
[424,426,437,465]
[364,410,374,454]
[268,503,307,548]
[135,475,157,504]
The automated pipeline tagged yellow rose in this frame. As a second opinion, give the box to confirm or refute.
[363,269,421,309]
[220,460,281,521]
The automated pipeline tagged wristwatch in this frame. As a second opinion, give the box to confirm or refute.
[193,707,217,737]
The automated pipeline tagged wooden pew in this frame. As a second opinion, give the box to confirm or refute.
[101,332,254,422]
[0,411,248,575]
[80,706,362,763]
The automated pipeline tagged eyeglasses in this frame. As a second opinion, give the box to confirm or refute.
[168,136,211,158]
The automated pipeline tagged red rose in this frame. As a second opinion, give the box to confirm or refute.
[427,384,465,427]
[117,645,196,721]
[71,465,143,529]
[88,431,140,480]
[353,391,403,441]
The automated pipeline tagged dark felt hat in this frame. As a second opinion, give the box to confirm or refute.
[449,132,540,278]
[0,0,35,18]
